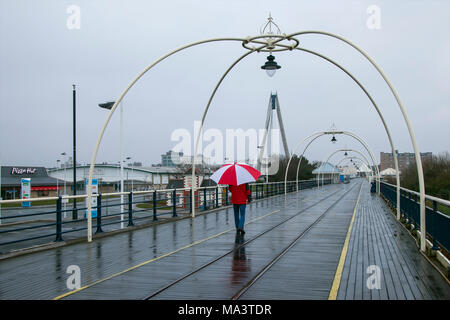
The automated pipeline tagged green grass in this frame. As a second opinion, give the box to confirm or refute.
[437,203,450,215]
[136,200,172,210]
[424,199,450,216]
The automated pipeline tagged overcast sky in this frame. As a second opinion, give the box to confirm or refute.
[0,0,449,168]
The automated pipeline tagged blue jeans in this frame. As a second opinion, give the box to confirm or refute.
[233,204,246,230]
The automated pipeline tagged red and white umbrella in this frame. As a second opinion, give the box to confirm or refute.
[210,163,261,186]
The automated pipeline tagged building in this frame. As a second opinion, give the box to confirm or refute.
[1,163,214,200]
[312,162,341,183]
[380,168,398,177]
[1,166,68,199]
[380,151,432,172]
[161,151,184,167]
[161,150,212,167]
[48,164,183,193]
[165,169,221,210]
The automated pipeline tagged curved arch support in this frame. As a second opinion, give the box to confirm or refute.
[288,131,381,196]
[318,148,378,188]
[190,44,271,217]
[86,29,421,248]
[287,31,424,251]
[85,37,252,242]
[289,46,400,218]
[284,131,324,193]
[336,156,372,172]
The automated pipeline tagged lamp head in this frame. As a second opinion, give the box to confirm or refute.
[98,101,115,110]
[261,55,281,77]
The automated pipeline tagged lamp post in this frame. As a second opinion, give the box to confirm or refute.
[61,152,67,215]
[126,157,133,191]
[99,101,125,228]
[56,159,60,196]
[72,84,77,220]
[61,152,67,195]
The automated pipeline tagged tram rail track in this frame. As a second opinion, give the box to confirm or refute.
[53,184,341,300]
[143,181,362,300]
[233,181,363,299]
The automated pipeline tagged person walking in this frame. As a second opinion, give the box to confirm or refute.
[209,162,260,235]
[229,183,251,234]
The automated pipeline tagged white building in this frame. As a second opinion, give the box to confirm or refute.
[48,164,182,193]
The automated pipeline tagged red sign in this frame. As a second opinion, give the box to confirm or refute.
[31,186,59,191]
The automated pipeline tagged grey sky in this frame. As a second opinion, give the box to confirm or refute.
[0,0,449,168]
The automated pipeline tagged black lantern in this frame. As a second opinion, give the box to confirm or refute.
[261,55,281,77]
[331,135,337,143]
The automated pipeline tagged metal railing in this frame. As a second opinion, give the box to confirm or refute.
[380,181,450,253]
[0,178,333,253]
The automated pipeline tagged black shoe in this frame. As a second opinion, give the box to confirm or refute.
[239,228,245,235]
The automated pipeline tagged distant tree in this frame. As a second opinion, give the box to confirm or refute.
[400,152,450,200]
[174,160,213,179]
[267,155,318,182]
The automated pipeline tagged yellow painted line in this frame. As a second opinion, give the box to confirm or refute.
[328,182,363,300]
[53,209,280,300]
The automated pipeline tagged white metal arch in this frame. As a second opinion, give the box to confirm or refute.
[336,156,373,181]
[84,37,258,241]
[337,158,373,180]
[286,31,425,251]
[318,148,378,188]
[285,130,381,196]
[322,155,373,186]
[193,45,401,220]
[336,156,371,172]
[87,29,425,250]
[293,47,400,217]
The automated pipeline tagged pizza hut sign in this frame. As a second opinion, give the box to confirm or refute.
[11,167,37,175]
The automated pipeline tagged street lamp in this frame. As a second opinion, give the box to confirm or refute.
[99,101,125,228]
[72,84,77,220]
[261,55,281,77]
[126,156,133,191]
[61,152,67,212]
[331,135,337,143]
[56,160,60,196]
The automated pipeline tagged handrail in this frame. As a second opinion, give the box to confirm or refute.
[0,177,333,252]
[0,179,316,205]
[380,181,450,207]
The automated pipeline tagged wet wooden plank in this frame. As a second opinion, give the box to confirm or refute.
[239,184,361,300]
[337,183,450,300]
[2,181,449,300]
